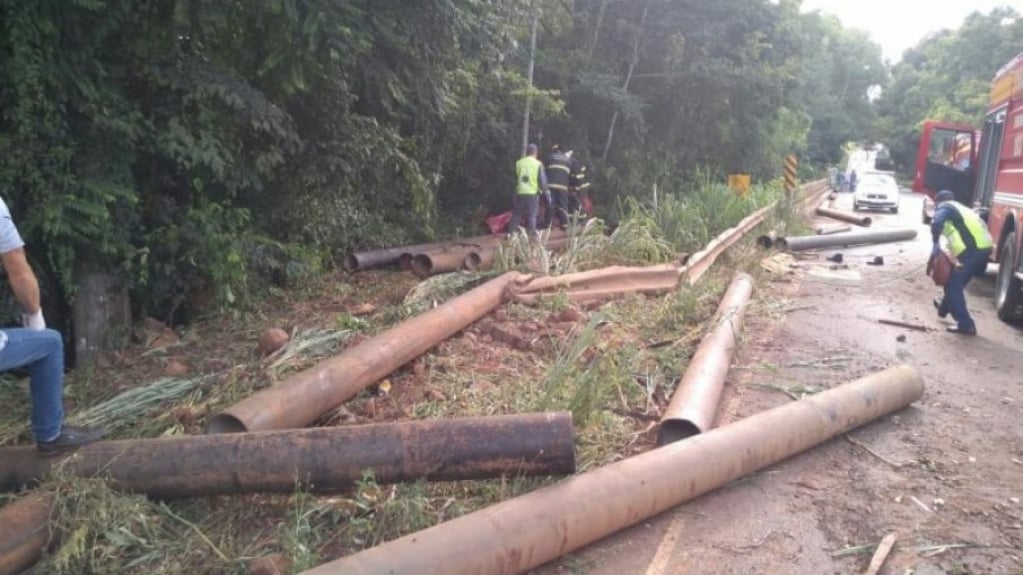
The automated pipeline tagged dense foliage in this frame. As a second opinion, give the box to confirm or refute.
[876,7,1023,172]
[0,0,897,322]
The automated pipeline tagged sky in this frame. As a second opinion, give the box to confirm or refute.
[800,0,1023,62]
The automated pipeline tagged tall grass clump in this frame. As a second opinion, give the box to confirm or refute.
[617,169,782,254]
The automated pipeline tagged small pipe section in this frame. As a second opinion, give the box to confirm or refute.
[778,228,917,252]
[816,206,872,227]
[300,365,924,575]
[0,413,575,498]
[816,224,852,235]
[658,272,754,445]
[208,272,520,433]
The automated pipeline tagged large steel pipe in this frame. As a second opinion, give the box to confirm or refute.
[0,413,575,498]
[345,234,503,272]
[658,272,754,445]
[0,494,51,575]
[208,272,520,433]
[301,365,924,575]
[411,247,477,278]
[778,228,918,252]
[816,206,872,227]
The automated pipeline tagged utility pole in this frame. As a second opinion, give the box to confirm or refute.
[521,11,539,155]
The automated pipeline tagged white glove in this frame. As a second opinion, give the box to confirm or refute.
[22,309,45,330]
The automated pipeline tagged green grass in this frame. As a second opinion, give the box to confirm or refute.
[0,173,804,574]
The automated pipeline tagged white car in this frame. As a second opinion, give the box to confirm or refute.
[853,172,900,214]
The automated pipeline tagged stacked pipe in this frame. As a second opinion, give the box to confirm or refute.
[344,233,503,272]
[412,229,571,278]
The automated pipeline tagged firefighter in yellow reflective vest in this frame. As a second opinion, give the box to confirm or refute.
[509,143,549,237]
[928,190,993,335]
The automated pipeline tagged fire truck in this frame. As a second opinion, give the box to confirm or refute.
[913,51,1023,322]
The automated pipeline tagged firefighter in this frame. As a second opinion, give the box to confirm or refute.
[928,189,993,335]
[568,152,593,217]
[509,143,549,237]
[544,144,572,229]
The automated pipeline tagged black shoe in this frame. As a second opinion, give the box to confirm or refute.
[933,298,948,318]
[37,425,105,456]
[946,325,977,336]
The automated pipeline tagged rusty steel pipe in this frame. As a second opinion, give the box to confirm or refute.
[411,247,477,278]
[816,206,872,227]
[301,365,923,575]
[208,272,520,433]
[816,224,852,235]
[658,272,754,445]
[756,231,778,248]
[464,248,495,271]
[0,494,51,575]
[345,240,443,272]
[345,234,503,272]
[778,228,918,252]
[0,413,574,498]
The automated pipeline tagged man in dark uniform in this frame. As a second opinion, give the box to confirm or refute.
[928,189,993,335]
[568,152,592,217]
[544,144,572,229]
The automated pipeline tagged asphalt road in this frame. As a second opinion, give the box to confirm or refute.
[533,191,1023,575]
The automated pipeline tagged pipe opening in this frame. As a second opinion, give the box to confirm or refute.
[656,420,701,446]
[398,253,415,271]
[410,254,434,278]
[206,414,249,434]
[756,235,774,249]
[861,217,873,226]
[343,253,360,272]
[464,253,482,271]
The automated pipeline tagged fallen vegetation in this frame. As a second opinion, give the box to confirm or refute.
[1,179,795,574]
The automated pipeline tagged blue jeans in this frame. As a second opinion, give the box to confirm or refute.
[0,328,64,441]
[940,249,991,331]
[510,194,539,236]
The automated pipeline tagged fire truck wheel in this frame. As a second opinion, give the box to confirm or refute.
[996,231,1023,322]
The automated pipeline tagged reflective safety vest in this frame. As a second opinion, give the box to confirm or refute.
[516,156,542,196]
[943,201,993,256]
[545,151,571,191]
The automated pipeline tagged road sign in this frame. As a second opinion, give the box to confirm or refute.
[784,154,798,194]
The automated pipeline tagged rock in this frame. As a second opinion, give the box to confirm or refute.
[350,302,377,316]
[363,397,378,418]
[257,328,290,356]
[164,360,190,376]
[248,553,291,575]
[425,389,446,402]
[557,305,586,323]
[493,308,508,322]
[412,360,426,377]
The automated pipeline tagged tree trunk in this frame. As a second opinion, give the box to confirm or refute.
[601,0,648,162]
[71,261,130,368]
[521,11,539,155]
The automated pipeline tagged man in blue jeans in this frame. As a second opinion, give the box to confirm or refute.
[0,198,104,454]
[928,189,993,335]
